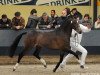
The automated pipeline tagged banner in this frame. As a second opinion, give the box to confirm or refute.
[37,0,91,6]
[0,0,91,6]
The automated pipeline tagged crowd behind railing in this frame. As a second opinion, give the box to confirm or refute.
[0,7,100,30]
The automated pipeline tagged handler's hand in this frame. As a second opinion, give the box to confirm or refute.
[47,25,51,28]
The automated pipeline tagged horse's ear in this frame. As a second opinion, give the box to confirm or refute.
[72,19,78,24]
[77,21,78,23]
[71,21,73,24]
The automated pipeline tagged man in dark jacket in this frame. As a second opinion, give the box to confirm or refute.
[38,12,52,29]
[26,9,39,28]
[50,10,58,28]
[0,14,11,29]
[12,12,25,30]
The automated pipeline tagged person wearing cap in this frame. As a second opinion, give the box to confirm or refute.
[12,12,25,30]
[64,7,73,18]
[37,12,52,29]
[71,8,82,20]
[26,9,39,28]
[0,14,11,29]
[94,15,100,29]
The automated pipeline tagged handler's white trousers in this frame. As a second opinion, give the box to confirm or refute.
[61,42,88,66]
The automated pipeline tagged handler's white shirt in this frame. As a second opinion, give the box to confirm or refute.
[70,24,91,44]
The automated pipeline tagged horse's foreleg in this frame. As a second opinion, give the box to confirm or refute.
[33,46,47,68]
[53,51,65,72]
[13,49,28,71]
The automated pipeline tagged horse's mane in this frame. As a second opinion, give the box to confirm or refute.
[57,17,73,31]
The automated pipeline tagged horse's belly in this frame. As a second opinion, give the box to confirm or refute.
[48,39,71,50]
[36,34,71,50]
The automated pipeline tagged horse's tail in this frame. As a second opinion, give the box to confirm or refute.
[9,32,27,58]
[67,50,79,60]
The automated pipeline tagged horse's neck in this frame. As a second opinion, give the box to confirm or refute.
[55,27,67,35]
[55,27,62,32]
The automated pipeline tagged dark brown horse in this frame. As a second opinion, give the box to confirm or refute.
[9,18,81,72]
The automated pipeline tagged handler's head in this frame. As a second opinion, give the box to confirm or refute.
[62,10,67,17]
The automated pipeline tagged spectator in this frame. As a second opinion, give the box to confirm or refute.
[64,7,71,17]
[37,12,52,29]
[50,10,58,28]
[79,14,92,27]
[71,8,82,20]
[0,14,11,29]
[12,12,25,30]
[26,9,39,28]
[94,15,100,29]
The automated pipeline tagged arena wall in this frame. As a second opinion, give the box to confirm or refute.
[0,29,100,55]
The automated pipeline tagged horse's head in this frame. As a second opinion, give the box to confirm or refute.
[70,19,82,34]
[60,17,82,34]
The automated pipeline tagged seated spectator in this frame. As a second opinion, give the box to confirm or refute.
[26,9,39,28]
[79,14,92,27]
[12,12,25,30]
[37,12,52,29]
[71,8,82,20]
[50,10,58,28]
[0,14,11,29]
[94,15,100,29]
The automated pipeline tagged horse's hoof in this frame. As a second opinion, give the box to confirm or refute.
[44,65,47,68]
[53,69,56,72]
[80,65,88,69]
[13,68,16,71]
[9,55,13,58]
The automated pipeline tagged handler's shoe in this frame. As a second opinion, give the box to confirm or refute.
[80,65,88,69]
[59,64,66,71]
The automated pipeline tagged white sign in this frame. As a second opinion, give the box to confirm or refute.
[36,0,90,6]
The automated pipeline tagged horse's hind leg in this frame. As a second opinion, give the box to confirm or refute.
[53,51,65,72]
[33,45,47,68]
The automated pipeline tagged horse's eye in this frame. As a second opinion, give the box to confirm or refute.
[71,21,73,24]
